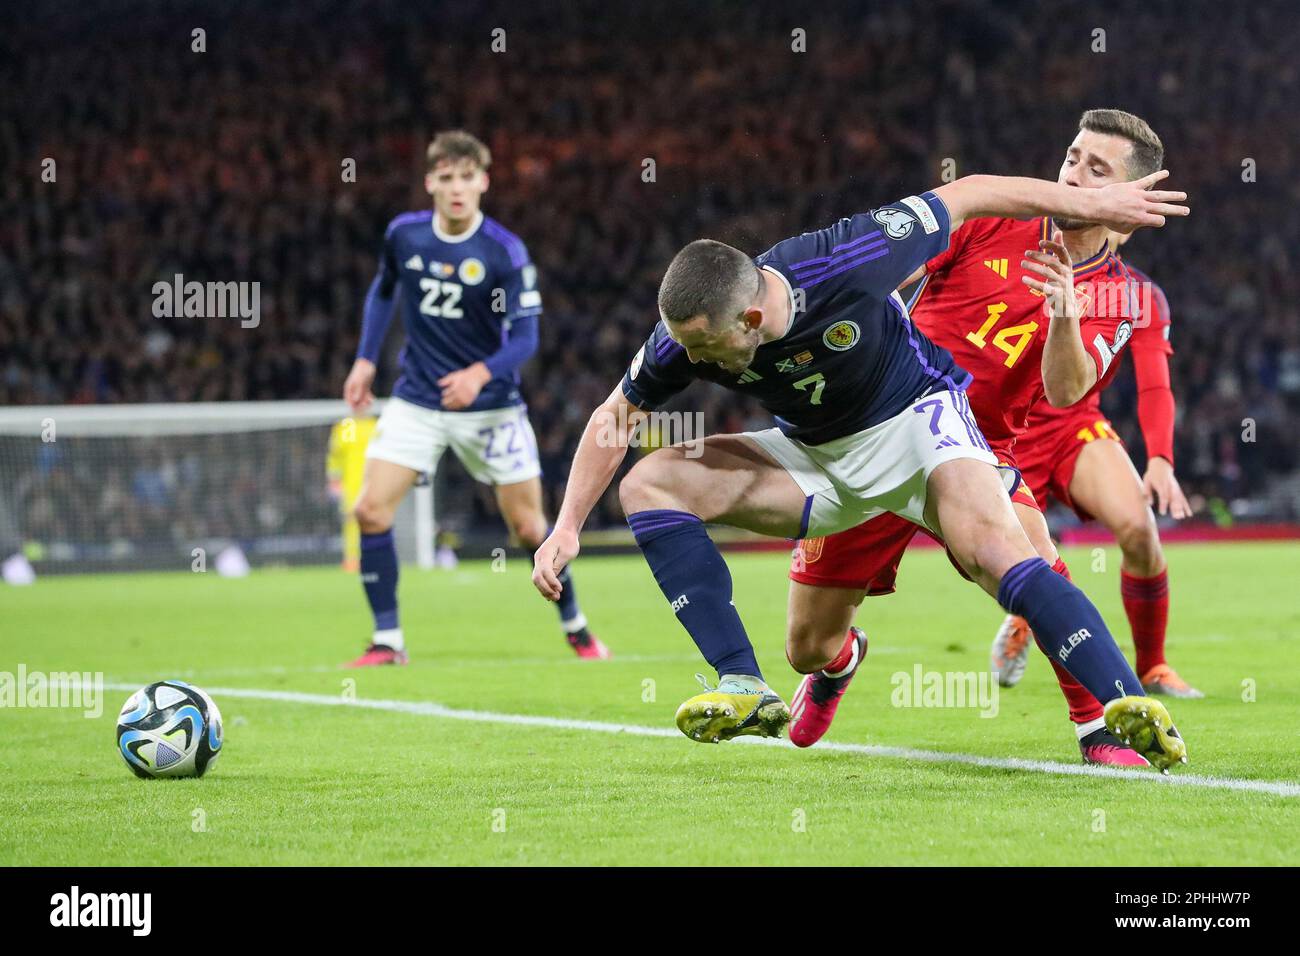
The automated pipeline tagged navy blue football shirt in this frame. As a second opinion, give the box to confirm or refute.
[365,210,541,411]
[621,192,971,445]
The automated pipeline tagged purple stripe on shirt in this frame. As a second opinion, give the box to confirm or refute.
[801,245,891,288]
[905,273,930,311]
[483,218,529,269]
[790,239,894,283]
[886,295,967,395]
[655,337,683,359]
[787,230,885,270]
[791,237,890,280]
[386,210,432,237]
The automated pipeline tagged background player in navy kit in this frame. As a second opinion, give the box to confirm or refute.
[532,171,1190,770]
[342,131,608,666]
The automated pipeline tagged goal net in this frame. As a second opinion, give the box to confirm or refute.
[0,401,437,576]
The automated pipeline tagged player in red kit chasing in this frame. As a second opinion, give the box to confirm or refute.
[991,239,1201,698]
[784,110,1183,766]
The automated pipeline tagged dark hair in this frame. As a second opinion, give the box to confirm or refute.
[657,239,761,327]
[426,130,491,172]
[1079,109,1163,180]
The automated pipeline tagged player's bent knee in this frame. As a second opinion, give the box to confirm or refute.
[784,614,852,673]
[616,466,649,515]
[353,497,394,534]
[508,513,548,549]
[1114,510,1163,569]
[954,523,1036,594]
[785,628,840,673]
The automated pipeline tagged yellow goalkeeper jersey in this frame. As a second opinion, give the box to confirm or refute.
[327,416,377,494]
[327,416,377,570]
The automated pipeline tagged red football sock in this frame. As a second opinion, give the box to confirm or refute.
[1041,641,1105,723]
[1122,568,1170,677]
[1044,556,1105,724]
[823,630,857,676]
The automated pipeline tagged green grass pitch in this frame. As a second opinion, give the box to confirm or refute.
[2,542,1297,866]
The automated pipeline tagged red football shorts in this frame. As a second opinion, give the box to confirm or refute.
[1017,413,1123,521]
[789,441,1040,591]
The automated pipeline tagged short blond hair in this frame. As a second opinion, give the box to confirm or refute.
[1079,109,1163,180]
[426,130,491,172]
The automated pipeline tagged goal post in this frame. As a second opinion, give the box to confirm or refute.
[0,400,438,576]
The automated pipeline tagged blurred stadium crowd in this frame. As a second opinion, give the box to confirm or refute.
[3,0,1297,534]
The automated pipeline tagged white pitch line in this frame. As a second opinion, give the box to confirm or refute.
[139,653,699,679]
[105,683,1300,798]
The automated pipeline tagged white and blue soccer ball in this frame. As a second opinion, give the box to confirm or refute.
[116,681,223,779]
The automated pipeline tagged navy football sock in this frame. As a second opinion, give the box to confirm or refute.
[539,526,586,631]
[997,557,1143,702]
[628,509,762,680]
[554,565,586,631]
[360,530,399,631]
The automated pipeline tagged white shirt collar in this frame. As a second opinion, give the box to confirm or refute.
[762,265,797,338]
[433,209,483,244]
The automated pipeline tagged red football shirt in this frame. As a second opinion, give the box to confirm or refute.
[1023,258,1175,458]
[907,216,1140,450]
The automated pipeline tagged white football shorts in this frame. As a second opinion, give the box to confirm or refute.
[740,388,1001,538]
[365,396,541,486]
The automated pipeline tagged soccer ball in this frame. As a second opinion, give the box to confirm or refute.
[115,681,223,779]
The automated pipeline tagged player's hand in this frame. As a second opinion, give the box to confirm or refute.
[438,362,491,410]
[1143,457,1192,519]
[532,528,580,601]
[327,477,343,503]
[1090,170,1189,234]
[343,358,377,413]
[1022,230,1077,320]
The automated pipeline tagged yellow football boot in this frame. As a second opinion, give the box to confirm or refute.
[1103,695,1188,773]
[675,674,791,744]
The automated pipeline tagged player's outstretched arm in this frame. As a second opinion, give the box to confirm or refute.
[1027,231,1098,407]
[532,385,646,600]
[933,171,1188,235]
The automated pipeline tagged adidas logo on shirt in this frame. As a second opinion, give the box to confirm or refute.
[404,254,424,271]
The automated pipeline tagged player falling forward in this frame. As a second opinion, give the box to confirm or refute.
[532,164,1190,770]
[342,130,608,666]
[784,111,1187,765]
[991,246,1200,696]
